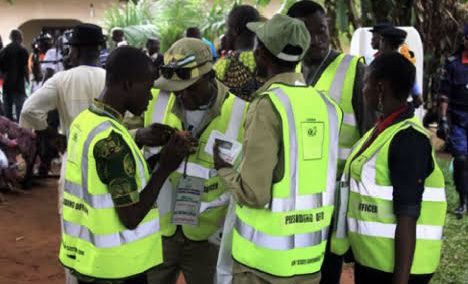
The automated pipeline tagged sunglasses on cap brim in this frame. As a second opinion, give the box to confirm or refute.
[160,61,210,80]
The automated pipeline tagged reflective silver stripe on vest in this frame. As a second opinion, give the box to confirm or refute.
[343,113,356,126]
[80,121,113,205]
[63,218,160,248]
[65,180,114,209]
[236,217,329,250]
[356,155,446,202]
[151,90,171,124]
[225,97,247,139]
[339,148,351,160]
[200,191,231,213]
[176,162,212,179]
[328,54,353,106]
[65,121,148,209]
[347,217,443,240]
[317,91,341,208]
[268,88,340,213]
[146,91,171,157]
[156,180,173,216]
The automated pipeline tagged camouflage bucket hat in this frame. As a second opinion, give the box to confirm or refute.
[154,38,213,92]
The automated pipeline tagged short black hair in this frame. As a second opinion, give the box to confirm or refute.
[146,37,160,43]
[76,45,101,61]
[186,27,201,39]
[383,37,405,50]
[369,52,416,101]
[105,46,153,86]
[257,39,300,70]
[228,5,260,35]
[9,29,23,42]
[287,1,326,18]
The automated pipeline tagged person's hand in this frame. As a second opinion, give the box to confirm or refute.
[411,95,423,108]
[177,131,198,154]
[158,132,191,174]
[213,140,232,170]
[437,117,450,140]
[135,123,175,147]
[50,133,67,153]
[7,139,18,148]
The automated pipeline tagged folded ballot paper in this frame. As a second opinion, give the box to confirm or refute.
[205,130,242,165]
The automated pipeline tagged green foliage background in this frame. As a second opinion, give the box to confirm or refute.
[432,157,468,284]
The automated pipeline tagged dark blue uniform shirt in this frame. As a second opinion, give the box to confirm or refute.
[440,54,468,111]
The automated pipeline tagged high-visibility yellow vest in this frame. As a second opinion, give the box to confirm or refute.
[332,116,446,274]
[232,84,343,277]
[298,54,362,175]
[59,109,162,280]
[144,89,248,241]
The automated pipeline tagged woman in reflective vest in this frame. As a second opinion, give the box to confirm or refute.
[332,52,446,284]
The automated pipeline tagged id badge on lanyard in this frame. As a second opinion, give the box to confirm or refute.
[172,175,205,226]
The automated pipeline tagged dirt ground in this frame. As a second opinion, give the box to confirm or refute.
[0,179,63,284]
[0,178,353,284]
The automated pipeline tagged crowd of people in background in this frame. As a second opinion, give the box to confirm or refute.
[0,1,466,284]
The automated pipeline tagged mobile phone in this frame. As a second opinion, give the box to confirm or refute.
[215,139,233,150]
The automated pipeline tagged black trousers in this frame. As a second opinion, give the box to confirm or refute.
[2,92,26,122]
[319,225,344,284]
[77,273,147,284]
[354,262,433,284]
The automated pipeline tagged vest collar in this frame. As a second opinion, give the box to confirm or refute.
[90,99,124,123]
[375,104,412,134]
[256,72,305,95]
[170,80,229,131]
[302,50,340,86]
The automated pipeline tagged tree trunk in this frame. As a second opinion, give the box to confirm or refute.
[324,0,342,50]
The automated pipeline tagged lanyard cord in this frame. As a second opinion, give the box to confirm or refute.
[182,125,194,178]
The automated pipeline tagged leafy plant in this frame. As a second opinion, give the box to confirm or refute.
[200,0,234,42]
[432,156,468,283]
[200,0,273,47]
[103,0,155,29]
[152,0,207,51]
[103,0,158,48]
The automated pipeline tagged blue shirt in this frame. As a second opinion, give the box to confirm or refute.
[440,54,468,110]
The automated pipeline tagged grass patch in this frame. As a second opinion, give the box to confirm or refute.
[431,156,468,284]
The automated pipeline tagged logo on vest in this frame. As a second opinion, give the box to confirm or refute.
[307,127,317,137]
[358,203,378,213]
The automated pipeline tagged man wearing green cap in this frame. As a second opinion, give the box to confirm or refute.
[143,38,248,284]
[214,14,342,283]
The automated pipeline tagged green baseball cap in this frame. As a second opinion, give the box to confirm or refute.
[154,38,213,92]
[247,14,310,62]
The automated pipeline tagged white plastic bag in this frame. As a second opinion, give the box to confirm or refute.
[214,196,237,284]
[0,149,8,169]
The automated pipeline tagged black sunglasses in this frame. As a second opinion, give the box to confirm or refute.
[160,61,209,80]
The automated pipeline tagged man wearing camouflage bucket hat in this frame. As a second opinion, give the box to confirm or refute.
[214,14,343,283]
[143,38,249,284]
